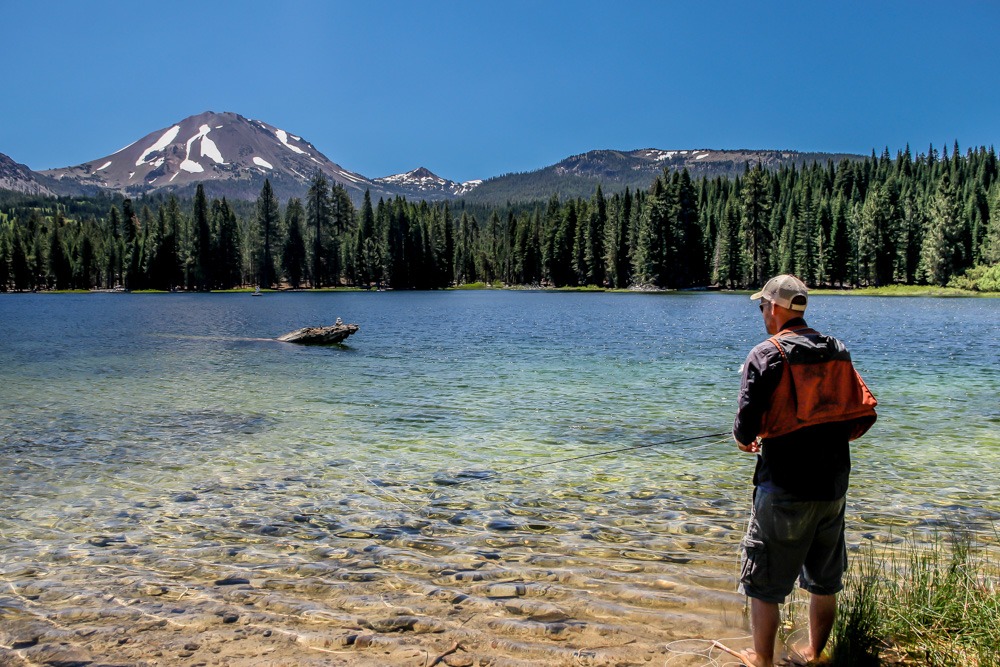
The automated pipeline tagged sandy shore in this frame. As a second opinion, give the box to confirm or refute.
[0,550,754,667]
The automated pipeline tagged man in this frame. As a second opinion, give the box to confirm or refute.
[732,274,877,667]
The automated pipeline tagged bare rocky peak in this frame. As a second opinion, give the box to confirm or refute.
[0,152,55,196]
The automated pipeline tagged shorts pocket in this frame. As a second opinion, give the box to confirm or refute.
[739,537,767,591]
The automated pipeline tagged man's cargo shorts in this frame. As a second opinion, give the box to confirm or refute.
[738,486,847,603]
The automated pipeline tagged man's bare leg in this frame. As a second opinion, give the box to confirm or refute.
[747,597,780,666]
[804,593,836,662]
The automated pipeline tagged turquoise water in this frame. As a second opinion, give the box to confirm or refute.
[1,291,998,664]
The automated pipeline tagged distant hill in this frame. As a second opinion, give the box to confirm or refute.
[3,111,867,205]
[460,148,867,203]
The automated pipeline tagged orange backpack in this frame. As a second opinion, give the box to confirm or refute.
[758,326,878,441]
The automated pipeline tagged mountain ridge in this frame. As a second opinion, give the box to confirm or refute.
[2,111,867,204]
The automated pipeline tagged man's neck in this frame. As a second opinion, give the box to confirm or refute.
[777,316,807,332]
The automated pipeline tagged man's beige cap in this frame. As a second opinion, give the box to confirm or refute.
[750,274,808,311]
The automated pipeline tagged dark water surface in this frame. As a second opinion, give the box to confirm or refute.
[1,291,997,665]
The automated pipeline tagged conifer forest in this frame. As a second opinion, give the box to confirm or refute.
[2,144,1000,293]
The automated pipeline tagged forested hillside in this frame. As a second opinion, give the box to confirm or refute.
[2,144,999,293]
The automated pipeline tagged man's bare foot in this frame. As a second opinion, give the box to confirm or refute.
[739,648,772,666]
[712,641,771,666]
[787,643,831,666]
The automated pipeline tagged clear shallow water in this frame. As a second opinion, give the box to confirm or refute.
[1,291,998,665]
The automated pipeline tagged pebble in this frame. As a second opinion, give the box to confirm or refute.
[21,643,93,666]
[214,577,250,586]
[173,492,198,502]
[444,654,474,667]
[364,616,417,632]
[484,583,526,597]
[9,634,39,650]
[88,535,126,547]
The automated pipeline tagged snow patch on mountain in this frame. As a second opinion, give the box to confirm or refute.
[373,167,482,198]
[137,125,180,166]
[275,129,306,155]
[253,157,273,169]
[637,149,711,162]
[198,126,225,164]
[97,161,112,171]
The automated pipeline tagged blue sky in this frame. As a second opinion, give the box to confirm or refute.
[4,1,999,183]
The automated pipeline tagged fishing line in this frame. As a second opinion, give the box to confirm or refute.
[452,431,732,486]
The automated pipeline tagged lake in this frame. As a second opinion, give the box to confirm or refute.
[1,291,998,666]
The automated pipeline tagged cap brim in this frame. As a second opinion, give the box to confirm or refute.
[750,290,764,300]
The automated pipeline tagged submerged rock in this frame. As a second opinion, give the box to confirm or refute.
[277,323,359,345]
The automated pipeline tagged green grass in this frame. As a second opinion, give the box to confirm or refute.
[831,532,1000,666]
[813,284,1000,297]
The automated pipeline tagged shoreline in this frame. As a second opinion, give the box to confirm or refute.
[5,285,1000,297]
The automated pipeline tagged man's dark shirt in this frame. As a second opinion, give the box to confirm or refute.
[733,318,852,500]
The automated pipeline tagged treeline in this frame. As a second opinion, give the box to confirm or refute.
[2,143,1000,292]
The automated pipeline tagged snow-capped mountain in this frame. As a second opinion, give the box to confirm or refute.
[39,111,394,202]
[460,147,866,203]
[3,111,865,205]
[374,167,482,200]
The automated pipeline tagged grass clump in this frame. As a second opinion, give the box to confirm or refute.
[831,531,1000,666]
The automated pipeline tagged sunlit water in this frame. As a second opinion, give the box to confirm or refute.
[1,291,997,665]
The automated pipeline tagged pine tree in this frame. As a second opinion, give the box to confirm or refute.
[283,198,307,288]
[713,196,741,288]
[813,195,832,285]
[584,186,607,286]
[793,186,818,284]
[920,173,963,285]
[328,184,354,285]
[673,170,702,286]
[306,172,331,287]
[540,195,562,286]
[121,199,141,289]
[47,214,73,290]
[255,180,281,289]
[979,185,1000,265]
[897,187,922,284]
[778,198,798,275]
[740,163,772,287]
[30,230,45,291]
[355,190,381,288]
[192,185,212,291]
[633,177,672,287]
[0,227,11,291]
[214,198,241,289]
[857,183,897,286]
[454,211,477,285]
[141,205,162,290]
[603,194,628,288]
[164,196,183,290]
[438,203,455,286]
[103,205,121,288]
[11,224,31,291]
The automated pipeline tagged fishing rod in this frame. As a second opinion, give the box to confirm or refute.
[452,431,731,485]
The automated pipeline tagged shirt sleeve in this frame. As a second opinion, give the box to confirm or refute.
[733,342,783,445]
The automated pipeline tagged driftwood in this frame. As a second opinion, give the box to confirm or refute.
[277,323,359,345]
